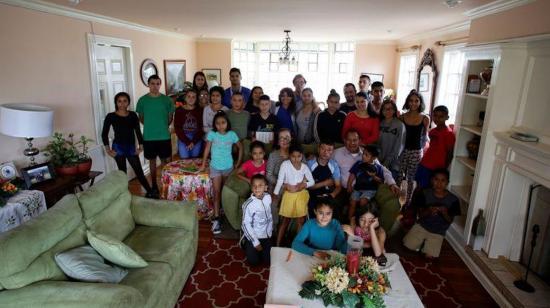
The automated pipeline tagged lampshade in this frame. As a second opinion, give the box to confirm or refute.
[0,103,54,138]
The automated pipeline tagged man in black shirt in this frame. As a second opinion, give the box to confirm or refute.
[340,83,357,114]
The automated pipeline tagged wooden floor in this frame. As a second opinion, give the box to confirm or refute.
[128,173,498,308]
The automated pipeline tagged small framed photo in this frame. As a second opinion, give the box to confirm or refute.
[20,162,55,188]
[467,75,482,93]
[363,72,384,83]
[202,68,222,87]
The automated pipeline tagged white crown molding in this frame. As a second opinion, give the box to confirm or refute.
[354,39,398,46]
[0,0,193,40]
[195,37,233,43]
[464,0,536,20]
[398,20,470,44]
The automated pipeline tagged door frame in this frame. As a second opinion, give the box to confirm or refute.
[86,34,145,173]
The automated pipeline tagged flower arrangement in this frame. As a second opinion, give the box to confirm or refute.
[0,178,24,207]
[299,254,391,308]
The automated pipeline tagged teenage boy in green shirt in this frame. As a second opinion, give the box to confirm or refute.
[136,74,175,198]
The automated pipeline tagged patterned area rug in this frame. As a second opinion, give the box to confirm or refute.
[176,223,497,308]
[177,239,269,307]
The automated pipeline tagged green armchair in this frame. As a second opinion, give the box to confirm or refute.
[373,184,401,236]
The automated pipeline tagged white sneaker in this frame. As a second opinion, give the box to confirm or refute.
[211,219,221,235]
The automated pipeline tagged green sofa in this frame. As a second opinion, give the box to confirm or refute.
[0,171,198,308]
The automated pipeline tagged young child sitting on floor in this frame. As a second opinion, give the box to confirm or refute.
[342,202,387,265]
[292,197,347,259]
[403,169,460,259]
[241,174,273,266]
[236,140,267,185]
[347,144,384,224]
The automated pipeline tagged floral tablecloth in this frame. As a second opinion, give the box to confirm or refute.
[0,190,47,233]
[161,159,213,219]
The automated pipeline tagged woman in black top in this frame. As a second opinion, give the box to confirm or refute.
[102,92,153,197]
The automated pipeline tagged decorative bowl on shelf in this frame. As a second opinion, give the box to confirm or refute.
[467,137,481,160]
[479,66,492,96]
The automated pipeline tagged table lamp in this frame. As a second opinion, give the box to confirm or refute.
[0,103,54,166]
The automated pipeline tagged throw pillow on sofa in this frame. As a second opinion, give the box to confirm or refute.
[87,230,148,268]
[55,245,128,283]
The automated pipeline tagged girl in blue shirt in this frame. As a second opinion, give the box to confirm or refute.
[200,112,243,234]
[292,197,347,259]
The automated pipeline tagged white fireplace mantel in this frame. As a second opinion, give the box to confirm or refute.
[483,132,550,261]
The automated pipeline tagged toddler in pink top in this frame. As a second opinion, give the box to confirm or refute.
[236,141,267,184]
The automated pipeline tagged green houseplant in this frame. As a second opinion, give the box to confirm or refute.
[44,133,93,176]
[76,135,94,175]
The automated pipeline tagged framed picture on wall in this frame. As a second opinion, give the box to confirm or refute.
[363,72,384,83]
[163,60,186,96]
[202,69,222,87]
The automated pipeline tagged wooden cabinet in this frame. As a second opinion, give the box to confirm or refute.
[32,171,102,207]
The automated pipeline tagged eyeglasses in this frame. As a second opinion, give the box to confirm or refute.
[279,136,291,141]
[200,94,208,97]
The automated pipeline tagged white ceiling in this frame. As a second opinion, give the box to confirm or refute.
[43,0,494,41]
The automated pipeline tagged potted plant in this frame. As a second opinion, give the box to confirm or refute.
[75,135,94,175]
[44,133,93,176]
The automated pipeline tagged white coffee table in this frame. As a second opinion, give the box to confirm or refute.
[265,247,423,308]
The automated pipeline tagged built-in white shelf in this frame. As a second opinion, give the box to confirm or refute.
[451,185,472,203]
[456,156,477,171]
[465,93,489,100]
[461,125,482,136]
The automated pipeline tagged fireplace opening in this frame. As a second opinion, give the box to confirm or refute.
[520,184,550,285]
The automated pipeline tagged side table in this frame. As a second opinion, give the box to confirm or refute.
[32,171,102,208]
[0,190,47,233]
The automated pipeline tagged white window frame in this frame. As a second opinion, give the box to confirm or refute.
[396,51,419,109]
[435,44,466,124]
[232,41,354,104]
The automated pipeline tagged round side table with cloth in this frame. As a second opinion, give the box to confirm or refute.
[0,190,47,233]
[161,159,213,219]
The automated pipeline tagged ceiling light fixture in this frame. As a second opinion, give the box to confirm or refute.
[279,30,296,65]
[444,0,462,8]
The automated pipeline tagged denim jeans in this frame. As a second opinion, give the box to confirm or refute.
[177,136,202,159]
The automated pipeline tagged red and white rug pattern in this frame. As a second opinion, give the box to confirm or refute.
[400,257,462,307]
[176,239,269,308]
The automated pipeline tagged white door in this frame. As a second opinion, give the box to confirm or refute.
[92,42,146,179]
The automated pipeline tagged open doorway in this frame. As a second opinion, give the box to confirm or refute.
[87,34,148,180]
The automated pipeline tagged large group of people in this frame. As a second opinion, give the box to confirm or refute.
[101,67,459,267]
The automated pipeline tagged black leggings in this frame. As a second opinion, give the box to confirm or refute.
[114,155,151,192]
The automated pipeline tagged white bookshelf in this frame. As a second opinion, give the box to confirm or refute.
[450,58,493,240]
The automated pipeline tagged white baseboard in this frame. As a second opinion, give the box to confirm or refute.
[446,231,513,307]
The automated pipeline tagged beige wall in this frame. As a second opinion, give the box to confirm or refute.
[469,0,550,44]
[0,4,196,166]
[354,43,398,89]
[196,40,232,88]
